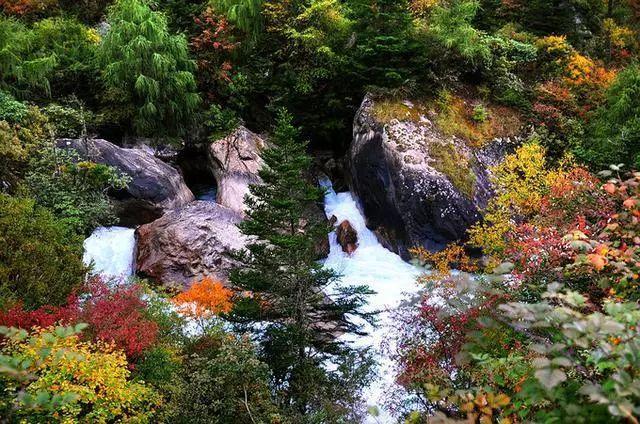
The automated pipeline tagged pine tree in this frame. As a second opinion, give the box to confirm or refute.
[230,109,374,421]
[99,0,201,139]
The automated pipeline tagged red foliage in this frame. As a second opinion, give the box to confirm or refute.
[0,279,158,363]
[0,301,72,330]
[394,278,506,388]
[0,0,57,16]
[76,280,159,362]
[191,8,238,101]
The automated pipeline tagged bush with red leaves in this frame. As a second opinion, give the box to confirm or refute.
[0,279,158,363]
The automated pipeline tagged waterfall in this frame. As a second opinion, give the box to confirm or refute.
[83,226,136,280]
[321,178,423,423]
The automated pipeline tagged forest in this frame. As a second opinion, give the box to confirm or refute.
[1,0,640,422]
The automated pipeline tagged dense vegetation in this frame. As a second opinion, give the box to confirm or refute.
[1,0,640,422]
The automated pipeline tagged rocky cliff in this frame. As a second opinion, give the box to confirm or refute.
[349,95,520,258]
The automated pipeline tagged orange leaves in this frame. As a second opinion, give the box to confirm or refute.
[173,277,234,321]
[0,0,57,16]
[588,253,608,271]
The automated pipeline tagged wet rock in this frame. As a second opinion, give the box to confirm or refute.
[57,138,194,226]
[135,201,246,286]
[336,220,358,254]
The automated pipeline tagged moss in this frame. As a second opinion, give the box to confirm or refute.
[371,99,426,124]
[371,91,522,147]
[433,90,522,147]
[428,142,476,199]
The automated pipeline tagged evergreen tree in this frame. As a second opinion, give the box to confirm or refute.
[99,0,201,139]
[230,109,375,421]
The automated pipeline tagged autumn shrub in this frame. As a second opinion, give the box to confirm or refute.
[72,281,160,362]
[173,277,233,331]
[0,194,85,310]
[0,325,160,422]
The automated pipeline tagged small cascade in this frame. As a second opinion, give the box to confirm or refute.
[83,226,136,280]
[321,178,423,423]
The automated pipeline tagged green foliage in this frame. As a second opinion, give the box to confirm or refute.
[0,194,85,309]
[0,121,27,188]
[42,102,94,138]
[210,0,262,40]
[23,147,130,235]
[0,17,57,96]
[0,91,28,123]
[230,109,374,420]
[0,17,99,100]
[582,65,640,167]
[99,0,201,139]
[427,0,491,67]
[170,327,280,423]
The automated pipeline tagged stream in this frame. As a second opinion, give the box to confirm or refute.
[82,180,423,423]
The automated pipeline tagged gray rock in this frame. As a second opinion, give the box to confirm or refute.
[57,138,194,226]
[349,95,519,258]
[207,127,265,215]
[135,201,247,286]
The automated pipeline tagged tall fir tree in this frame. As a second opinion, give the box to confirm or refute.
[99,0,201,139]
[230,109,375,421]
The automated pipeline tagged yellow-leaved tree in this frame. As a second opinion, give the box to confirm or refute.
[468,141,563,258]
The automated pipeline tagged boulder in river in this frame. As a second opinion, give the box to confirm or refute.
[57,138,194,226]
[135,201,246,287]
[349,95,520,258]
[207,126,265,215]
[336,220,358,254]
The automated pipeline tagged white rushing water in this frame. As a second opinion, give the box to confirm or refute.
[321,179,423,423]
[83,226,136,280]
[82,180,423,422]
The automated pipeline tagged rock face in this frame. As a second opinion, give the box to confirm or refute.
[207,127,265,215]
[336,220,358,254]
[57,138,194,226]
[349,96,517,258]
[135,201,246,286]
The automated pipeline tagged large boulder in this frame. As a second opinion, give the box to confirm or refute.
[349,96,519,258]
[207,126,265,215]
[57,138,194,226]
[135,201,246,286]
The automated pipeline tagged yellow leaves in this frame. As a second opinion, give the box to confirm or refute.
[564,53,616,90]
[459,391,512,423]
[173,277,234,320]
[411,244,478,282]
[3,326,159,422]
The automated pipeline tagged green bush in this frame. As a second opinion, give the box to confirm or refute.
[170,327,280,424]
[0,194,86,309]
[580,65,640,167]
[42,103,94,138]
[0,92,28,124]
[23,147,130,235]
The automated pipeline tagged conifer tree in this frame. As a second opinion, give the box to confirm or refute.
[99,0,200,139]
[230,109,374,421]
